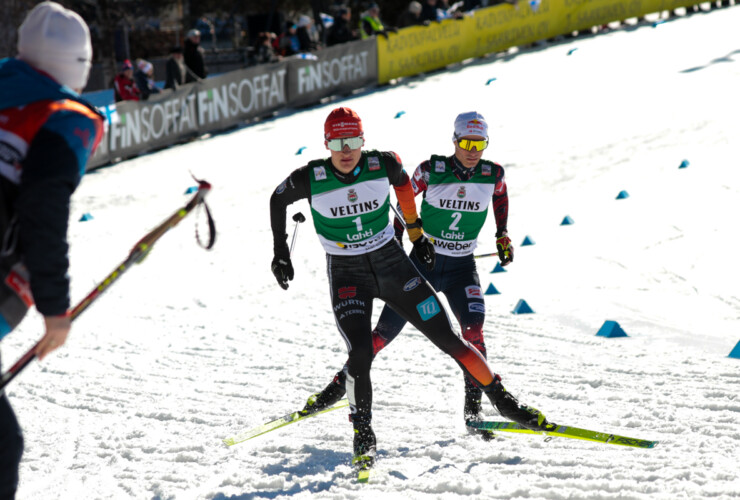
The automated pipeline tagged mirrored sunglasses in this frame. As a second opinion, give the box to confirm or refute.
[327,136,364,151]
[456,138,488,151]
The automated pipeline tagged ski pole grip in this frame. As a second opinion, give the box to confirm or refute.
[289,212,305,255]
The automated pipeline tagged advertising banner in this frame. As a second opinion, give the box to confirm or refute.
[107,85,200,161]
[86,107,110,170]
[286,39,378,107]
[378,0,709,83]
[377,20,471,84]
[195,62,289,133]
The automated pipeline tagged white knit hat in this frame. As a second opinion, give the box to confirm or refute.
[452,111,488,141]
[17,2,92,91]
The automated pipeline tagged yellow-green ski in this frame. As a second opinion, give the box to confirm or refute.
[357,468,372,483]
[353,456,374,483]
[466,421,658,449]
[223,399,349,446]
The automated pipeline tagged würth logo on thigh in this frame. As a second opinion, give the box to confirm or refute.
[338,286,357,299]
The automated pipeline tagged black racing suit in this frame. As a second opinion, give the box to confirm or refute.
[269,151,498,423]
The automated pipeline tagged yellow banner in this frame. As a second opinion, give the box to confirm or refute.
[378,0,705,83]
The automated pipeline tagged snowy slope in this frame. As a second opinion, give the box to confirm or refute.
[4,7,740,500]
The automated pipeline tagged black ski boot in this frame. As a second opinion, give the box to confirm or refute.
[351,419,376,470]
[301,370,347,416]
[484,375,550,430]
[463,383,496,442]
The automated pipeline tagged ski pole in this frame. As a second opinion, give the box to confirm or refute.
[474,252,498,259]
[389,204,435,243]
[389,204,407,228]
[289,212,306,256]
[0,179,215,391]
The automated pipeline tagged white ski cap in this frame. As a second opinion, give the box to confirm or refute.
[17,1,92,91]
[453,111,488,141]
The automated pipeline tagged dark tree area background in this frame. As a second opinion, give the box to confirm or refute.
[0,1,408,90]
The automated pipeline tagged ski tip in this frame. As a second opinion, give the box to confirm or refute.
[357,469,371,483]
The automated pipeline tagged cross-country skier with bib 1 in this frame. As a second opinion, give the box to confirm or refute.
[300,111,522,441]
[269,107,549,470]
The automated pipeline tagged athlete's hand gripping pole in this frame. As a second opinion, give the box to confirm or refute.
[271,212,304,290]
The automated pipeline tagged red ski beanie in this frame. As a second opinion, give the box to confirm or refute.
[324,107,363,140]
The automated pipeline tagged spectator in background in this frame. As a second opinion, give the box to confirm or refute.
[438,0,466,19]
[164,46,186,90]
[296,15,320,52]
[113,59,140,102]
[277,21,300,57]
[327,7,358,46]
[254,32,280,64]
[134,59,160,101]
[184,29,207,83]
[194,16,215,49]
[397,1,427,28]
[359,3,395,39]
[461,0,484,10]
[420,0,441,23]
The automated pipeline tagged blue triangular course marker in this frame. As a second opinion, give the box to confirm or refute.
[79,213,93,221]
[679,159,690,169]
[491,262,507,273]
[394,111,405,119]
[485,283,500,295]
[596,320,628,338]
[729,341,740,359]
[485,77,497,85]
[616,190,630,200]
[567,48,578,56]
[296,146,307,155]
[521,235,535,246]
[512,299,534,314]
[561,215,574,225]
[184,186,198,194]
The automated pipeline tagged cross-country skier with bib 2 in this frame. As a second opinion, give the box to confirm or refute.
[300,111,521,441]
[269,107,548,471]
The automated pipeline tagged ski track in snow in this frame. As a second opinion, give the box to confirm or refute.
[3,7,740,500]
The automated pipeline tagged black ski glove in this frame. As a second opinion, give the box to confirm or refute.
[496,230,514,266]
[271,245,294,290]
[271,255,294,290]
[412,234,435,271]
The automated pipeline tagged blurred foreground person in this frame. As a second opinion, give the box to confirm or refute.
[0,2,103,497]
